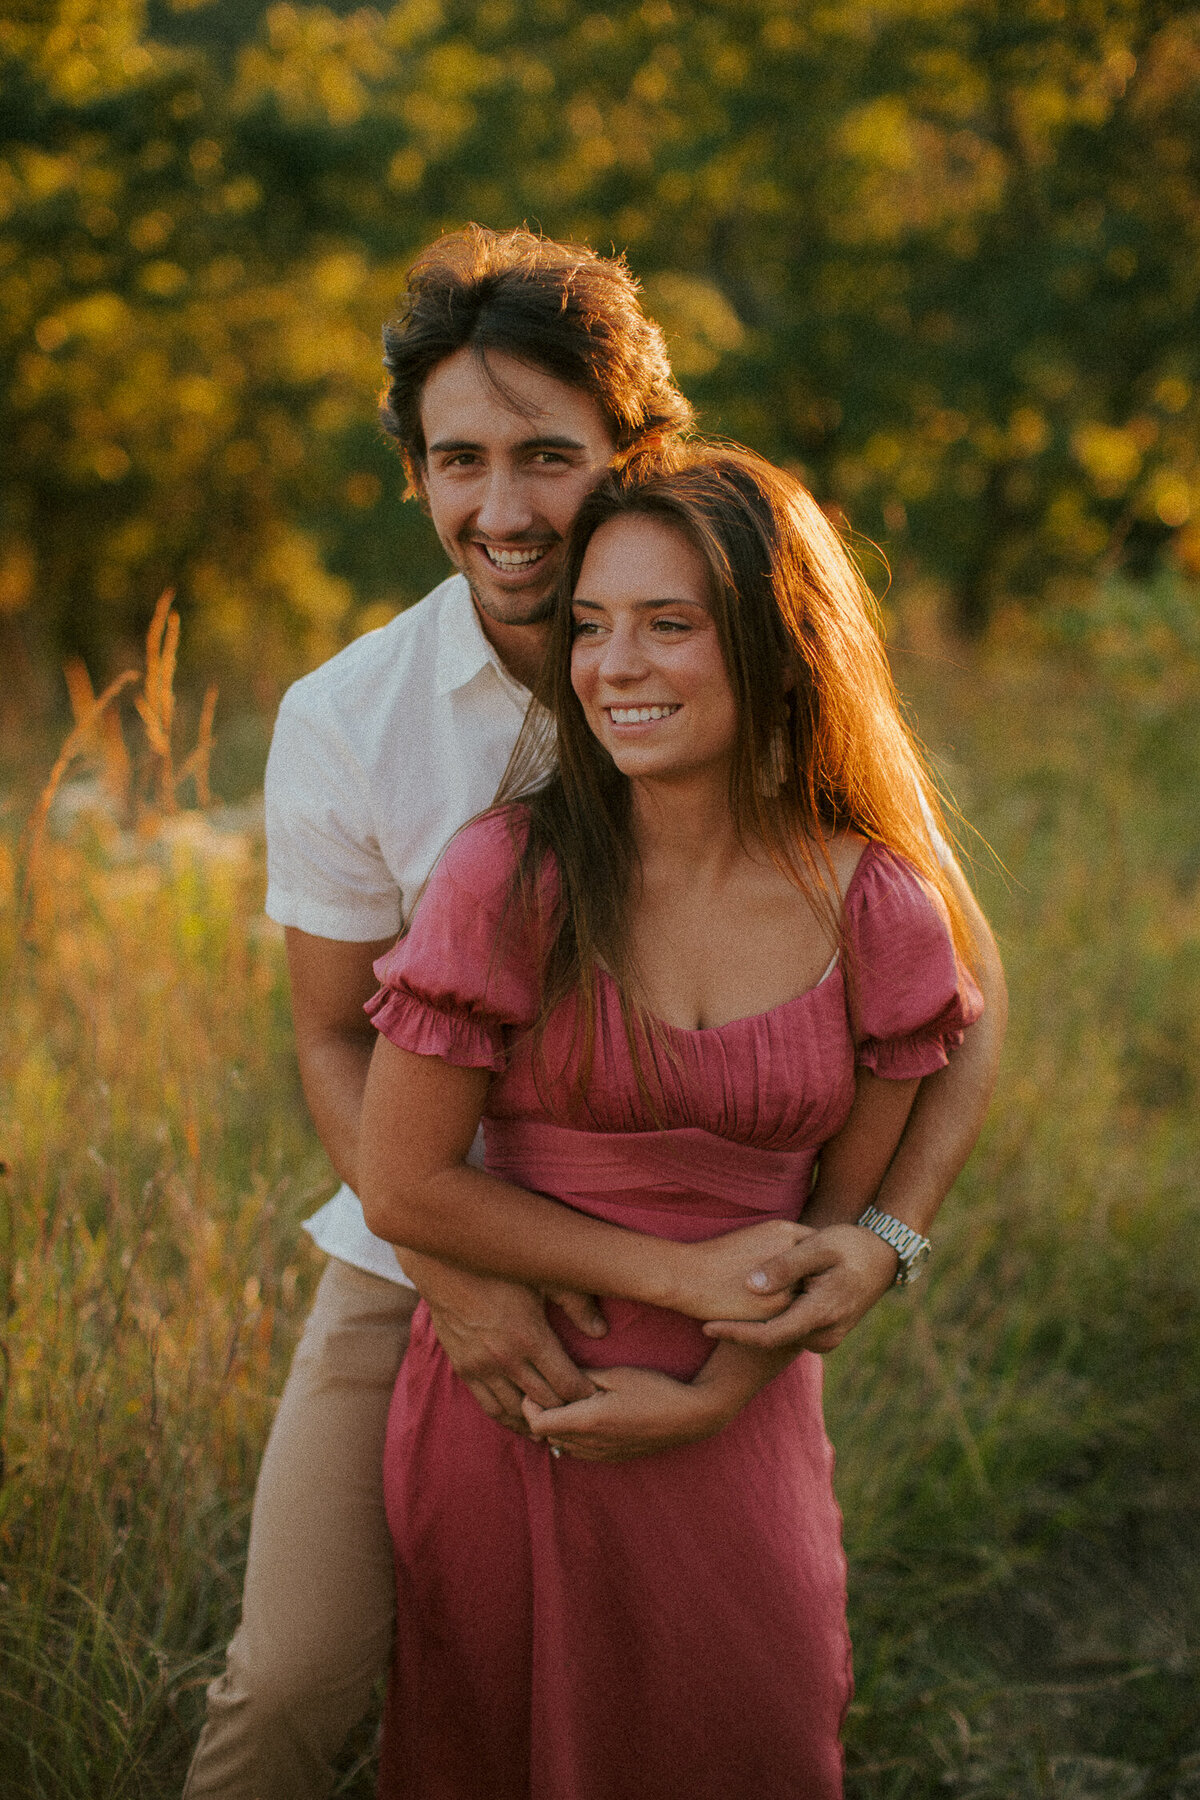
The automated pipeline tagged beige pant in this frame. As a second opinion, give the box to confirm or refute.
[183,1257,420,1800]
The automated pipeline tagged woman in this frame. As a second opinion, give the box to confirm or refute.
[358,445,983,1799]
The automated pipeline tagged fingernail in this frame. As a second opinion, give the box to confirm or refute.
[748,1270,770,1291]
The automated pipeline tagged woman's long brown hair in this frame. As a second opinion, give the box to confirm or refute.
[495,442,974,1106]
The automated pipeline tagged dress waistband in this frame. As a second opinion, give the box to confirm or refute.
[483,1118,814,1206]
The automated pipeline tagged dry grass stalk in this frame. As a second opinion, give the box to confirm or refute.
[63,656,133,808]
[133,589,181,812]
[20,590,220,932]
[19,668,139,929]
[177,683,219,810]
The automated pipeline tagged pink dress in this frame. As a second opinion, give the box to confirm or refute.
[367,811,982,1800]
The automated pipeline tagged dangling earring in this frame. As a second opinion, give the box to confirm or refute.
[770,720,790,788]
[756,719,790,797]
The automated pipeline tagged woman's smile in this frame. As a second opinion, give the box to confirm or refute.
[605,702,682,725]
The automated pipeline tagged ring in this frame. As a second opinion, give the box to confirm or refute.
[549,1445,563,1459]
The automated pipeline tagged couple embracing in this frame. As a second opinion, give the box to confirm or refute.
[185,226,1006,1800]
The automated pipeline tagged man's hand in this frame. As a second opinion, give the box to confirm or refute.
[409,1254,606,1434]
[522,1366,719,1462]
[702,1223,900,1354]
[668,1218,813,1322]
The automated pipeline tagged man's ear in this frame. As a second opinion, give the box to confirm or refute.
[402,450,431,513]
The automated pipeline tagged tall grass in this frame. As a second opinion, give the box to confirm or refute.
[832,582,1200,1798]
[0,580,1197,1797]
[0,607,331,1796]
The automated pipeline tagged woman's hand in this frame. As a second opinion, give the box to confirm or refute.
[666,1218,813,1323]
[522,1366,722,1462]
[701,1223,900,1353]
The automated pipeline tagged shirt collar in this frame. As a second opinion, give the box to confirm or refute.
[433,574,529,704]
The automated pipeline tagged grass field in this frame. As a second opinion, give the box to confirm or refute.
[1,584,1198,1798]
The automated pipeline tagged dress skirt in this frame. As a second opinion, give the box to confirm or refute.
[378,1299,852,1800]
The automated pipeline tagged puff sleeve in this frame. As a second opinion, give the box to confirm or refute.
[845,843,984,1080]
[365,809,543,1073]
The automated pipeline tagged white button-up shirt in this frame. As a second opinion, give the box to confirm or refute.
[265,573,531,1283]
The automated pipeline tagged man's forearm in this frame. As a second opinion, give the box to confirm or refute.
[294,1029,375,1192]
[294,1036,512,1301]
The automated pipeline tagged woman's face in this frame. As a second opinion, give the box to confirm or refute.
[570,514,739,786]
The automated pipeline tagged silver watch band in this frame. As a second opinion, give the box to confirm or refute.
[856,1205,931,1285]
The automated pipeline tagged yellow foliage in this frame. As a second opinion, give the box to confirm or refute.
[1071,422,1143,494]
[1155,376,1191,413]
[383,0,445,54]
[237,3,396,128]
[63,289,132,338]
[260,524,353,642]
[640,271,744,378]
[1148,470,1192,529]
[835,99,1007,244]
[36,0,162,105]
[1009,407,1050,458]
[0,538,36,613]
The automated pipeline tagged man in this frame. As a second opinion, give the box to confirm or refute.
[184,225,1006,1799]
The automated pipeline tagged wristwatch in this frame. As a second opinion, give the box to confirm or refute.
[856,1205,932,1286]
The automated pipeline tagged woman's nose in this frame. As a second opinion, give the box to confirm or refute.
[474,467,535,539]
[599,621,648,682]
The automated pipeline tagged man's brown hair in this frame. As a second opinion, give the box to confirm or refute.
[380,225,693,489]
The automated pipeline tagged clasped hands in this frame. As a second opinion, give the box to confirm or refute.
[420,1217,899,1464]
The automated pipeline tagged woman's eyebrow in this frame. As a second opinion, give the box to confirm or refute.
[571,596,707,611]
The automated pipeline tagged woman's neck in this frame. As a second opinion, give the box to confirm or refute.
[628,771,747,880]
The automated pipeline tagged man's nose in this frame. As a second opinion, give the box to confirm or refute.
[474,467,535,540]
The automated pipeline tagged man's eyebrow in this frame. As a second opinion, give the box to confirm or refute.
[426,435,590,456]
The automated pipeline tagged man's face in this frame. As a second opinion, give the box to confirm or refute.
[418,347,617,632]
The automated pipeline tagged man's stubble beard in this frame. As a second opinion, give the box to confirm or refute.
[465,573,558,631]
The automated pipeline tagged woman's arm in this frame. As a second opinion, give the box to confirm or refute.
[358,1036,808,1324]
[516,1072,923,1461]
[520,1341,797,1461]
[703,1069,920,1352]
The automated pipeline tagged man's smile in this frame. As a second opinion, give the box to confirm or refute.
[475,543,553,571]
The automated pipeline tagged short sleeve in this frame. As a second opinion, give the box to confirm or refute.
[846,844,984,1079]
[264,684,402,940]
[365,809,543,1073]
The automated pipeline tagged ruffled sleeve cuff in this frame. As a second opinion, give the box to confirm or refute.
[847,843,985,1080]
[364,983,508,1073]
[854,993,979,1080]
[362,809,544,1076]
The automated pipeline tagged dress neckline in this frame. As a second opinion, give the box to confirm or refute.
[603,839,882,1039]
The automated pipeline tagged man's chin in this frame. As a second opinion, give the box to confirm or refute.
[467,577,557,630]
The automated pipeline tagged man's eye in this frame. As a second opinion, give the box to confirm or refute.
[532,451,568,466]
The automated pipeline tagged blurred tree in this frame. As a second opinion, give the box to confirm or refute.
[1,0,1198,701]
